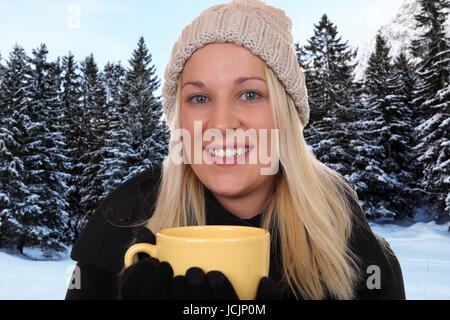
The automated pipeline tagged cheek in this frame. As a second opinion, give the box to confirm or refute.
[180,107,205,161]
[180,105,197,134]
[253,107,276,158]
[247,101,274,128]
[180,104,207,127]
[262,106,275,129]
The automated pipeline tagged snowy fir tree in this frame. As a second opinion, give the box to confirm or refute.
[410,0,449,223]
[60,52,85,242]
[410,0,450,119]
[97,62,137,198]
[77,54,108,226]
[0,50,15,247]
[391,52,424,199]
[354,33,423,219]
[296,15,367,197]
[0,38,172,253]
[415,113,450,223]
[0,45,34,251]
[348,34,396,219]
[297,15,358,120]
[121,37,169,181]
[0,45,68,254]
[22,44,70,253]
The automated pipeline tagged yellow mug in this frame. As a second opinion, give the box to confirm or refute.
[124,225,270,300]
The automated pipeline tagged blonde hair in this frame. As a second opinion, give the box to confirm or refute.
[146,63,362,299]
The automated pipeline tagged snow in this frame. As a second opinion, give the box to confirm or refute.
[0,221,449,300]
[416,113,443,132]
[370,221,450,300]
[0,248,75,300]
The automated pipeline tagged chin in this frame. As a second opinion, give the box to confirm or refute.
[209,182,243,196]
[191,164,256,195]
[205,178,248,198]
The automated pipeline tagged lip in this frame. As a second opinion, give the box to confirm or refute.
[204,145,254,167]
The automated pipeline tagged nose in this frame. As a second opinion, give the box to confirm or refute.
[208,98,240,134]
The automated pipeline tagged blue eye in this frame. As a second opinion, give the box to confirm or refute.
[188,95,209,104]
[240,91,261,101]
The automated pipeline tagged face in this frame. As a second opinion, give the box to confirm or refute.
[179,42,278,199]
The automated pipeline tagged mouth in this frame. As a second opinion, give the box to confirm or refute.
[204,145,255,166]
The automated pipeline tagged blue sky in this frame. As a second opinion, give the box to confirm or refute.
[0,0,404,96]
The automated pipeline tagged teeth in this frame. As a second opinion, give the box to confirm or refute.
[207,147,250,158]
[225,149,235,157]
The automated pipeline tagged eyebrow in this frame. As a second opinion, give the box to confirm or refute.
[181,76,266,89]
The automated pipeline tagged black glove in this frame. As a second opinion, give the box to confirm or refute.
[172,267,239,300]
[180,269,283,300]
[119,226,173,300]
[256,276,282,300]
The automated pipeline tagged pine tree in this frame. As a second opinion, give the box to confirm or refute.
[388,53,425,216]
[79,53,107,142]
[97,62,136,197]
[296,15,361,181]
[0,51,15,247]
[348,33,395,219]
[410,0,450,118]
[357,34,424,219]
[122,37,169,180]
[394,53,420,123]
[415,113,449,223]
[0,45,33,252]
[42,56,72,248]
[78,54,108,226]
[410,0,450,223]
[16,44,69,254]
[297,15,358,123]
[60,52,85,242]
[355,34,413,218]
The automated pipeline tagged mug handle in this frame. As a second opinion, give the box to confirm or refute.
[124,243,159,268]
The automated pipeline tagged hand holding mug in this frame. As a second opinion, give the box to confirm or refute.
[120,227,243,299]
[123,225,273,300]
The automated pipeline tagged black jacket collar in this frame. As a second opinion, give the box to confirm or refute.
[204,187,263,227]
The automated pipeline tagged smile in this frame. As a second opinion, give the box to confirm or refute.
[204,146,254,166]
[205,146,252,158]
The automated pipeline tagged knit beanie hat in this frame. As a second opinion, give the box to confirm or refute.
[162,0,310,127]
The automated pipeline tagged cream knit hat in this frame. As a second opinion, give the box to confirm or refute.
[162,0,310,127]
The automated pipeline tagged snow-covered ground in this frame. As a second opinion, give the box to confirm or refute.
[0,248,74,300]
[370,221,450,300]
[0,221,449,300]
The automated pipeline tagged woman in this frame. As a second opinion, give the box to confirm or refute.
[66,0,405,300]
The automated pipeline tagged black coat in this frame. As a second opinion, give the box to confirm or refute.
[65,164,406,300]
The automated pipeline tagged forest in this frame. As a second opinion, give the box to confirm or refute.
[0,0,448,257]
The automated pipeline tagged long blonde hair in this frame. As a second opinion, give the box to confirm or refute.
[146,63,362,299]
